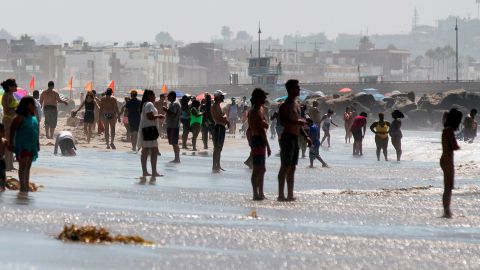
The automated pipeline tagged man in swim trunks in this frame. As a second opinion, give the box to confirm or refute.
[126,90,141,151]
[277,79,311,201]
[39,81,68,139]
[164,91,181,163]
[248,88,272,200]
[54,131,77,156]
[99,88,120,149]
[211,90,230,173]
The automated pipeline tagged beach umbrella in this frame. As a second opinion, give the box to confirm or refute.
[14,88,29,100]
[372,93,385,101]
[175,90,184,97]
[339,88,352,93]
[273,95,288,103]
[363,88,379,93]
[391,90,402,95]
[196,92,205,100]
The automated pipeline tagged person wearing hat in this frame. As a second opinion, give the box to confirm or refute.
[227,97,239,135]
[99,88,121,149]
[211,90,230,172]
[277,79,311,201]
[389,110,404,161]
[248,88,271,200]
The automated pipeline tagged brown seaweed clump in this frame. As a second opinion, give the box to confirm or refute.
[57,224,154,246]
[5,177,43,192]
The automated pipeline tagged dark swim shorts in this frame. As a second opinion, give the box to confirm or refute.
[250,135,266,166]
[212,124,226,150]
[167,128,179,145]
[280,132,299,166]
[352,128,363,141]
[44,105,58,128]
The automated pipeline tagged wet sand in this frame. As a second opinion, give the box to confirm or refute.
[1,119,480,269]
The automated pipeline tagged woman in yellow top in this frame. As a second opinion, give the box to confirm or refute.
[1,79,19,171]
[370,112,390,161]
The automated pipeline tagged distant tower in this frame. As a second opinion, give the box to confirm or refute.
[412,8,419,32]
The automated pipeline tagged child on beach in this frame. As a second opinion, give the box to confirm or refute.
[440,108,462,218]
[8,97,39,195]
[0,124,7,191]
[307,118,328,168]
[248,88,271,200]
[320,109,338,148]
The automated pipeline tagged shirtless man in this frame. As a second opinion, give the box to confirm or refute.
[211,90,230,173]
[278,79,311,201]
[99,88,120,149]
[39,81,68,139]
[248,88,271,200]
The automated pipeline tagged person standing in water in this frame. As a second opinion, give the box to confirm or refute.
[343,106,353,144]
[370,113,391,161]
[0,124,7,191]
[1,79,19,171]
[277,80,311,201]
[211,90,230,173]
[8,97,39,196]
[125,90,142,151]
[462,108,477,143]
[200,93,214,150]
[73,91,98,143]
[248,88,271,200]
[320,109,338,148]
[164,91,181,163]
[440,108,462,218]
[39,81,68,139]
[99,88,120,149]
[307,118,328,168]
[189,99,203,151]
[351,112,368,156]
[389,110,404,161]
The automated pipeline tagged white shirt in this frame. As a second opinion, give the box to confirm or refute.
[141,102,158,128]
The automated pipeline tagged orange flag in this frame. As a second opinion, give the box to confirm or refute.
[161,84,168,94]
[67,76,73,90]
[29,76,35,91]
[107,80,115,93]
[84,81,93,92]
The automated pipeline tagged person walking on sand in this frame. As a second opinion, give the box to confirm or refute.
[351,112,368,156]
[73,91,98,144]
[8,97,39,197]
[189,99,203,151]
[277,80,311,201]
[211,90,230,173]
[227,97,239,135]
[307,118,328,168]
[248,88,271,200]
[99,88,120,149]
[39,81,68,139]
[370,113,391,161]
[138,90,164,178]
[343,106,353,143]
[389,110,404,161]
[320,109,338,148]
[440,108,462,218]
[125,90,142,151]
[164,91,181,163]
[1,79,19,171]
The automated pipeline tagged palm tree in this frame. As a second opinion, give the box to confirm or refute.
[425,49,435,80]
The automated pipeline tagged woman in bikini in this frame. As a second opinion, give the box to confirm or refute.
[73,91,99,143]
[1,79,19,171]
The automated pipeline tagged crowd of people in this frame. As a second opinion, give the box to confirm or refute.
[0,77,477,218]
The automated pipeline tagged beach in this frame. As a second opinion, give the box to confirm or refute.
[1,117,480,269]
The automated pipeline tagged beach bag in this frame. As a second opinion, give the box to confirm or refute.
[142,126,159,141]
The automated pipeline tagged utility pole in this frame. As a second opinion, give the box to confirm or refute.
[310,41,324,51]
[258,22,262,59]
[455,18,459,82]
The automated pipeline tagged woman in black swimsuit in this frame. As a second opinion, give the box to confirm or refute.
[74,91,98,143]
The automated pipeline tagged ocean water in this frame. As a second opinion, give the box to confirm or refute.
[0,130,479,270]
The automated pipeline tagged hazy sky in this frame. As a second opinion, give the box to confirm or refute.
[2,0,477,43]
